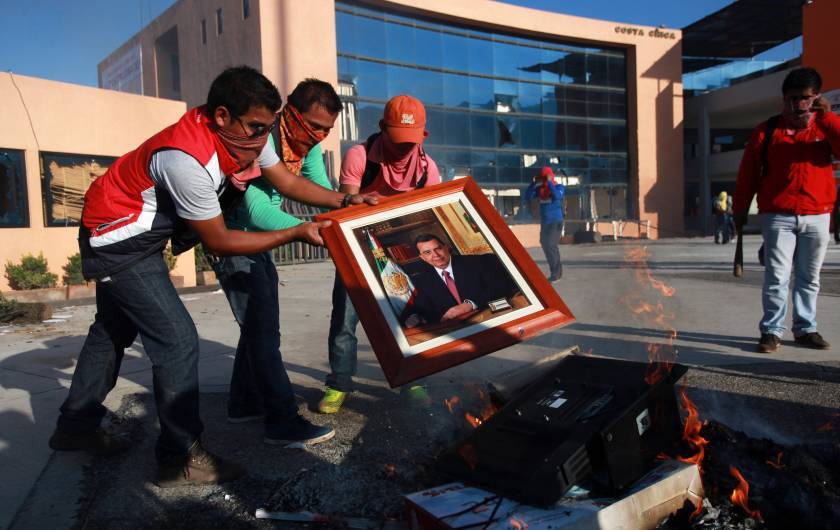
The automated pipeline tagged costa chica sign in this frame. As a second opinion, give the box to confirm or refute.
[614,26,677,40]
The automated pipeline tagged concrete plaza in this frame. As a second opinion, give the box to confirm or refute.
[1,235,838,528]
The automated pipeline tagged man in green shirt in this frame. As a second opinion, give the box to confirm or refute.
[213,79,339,446]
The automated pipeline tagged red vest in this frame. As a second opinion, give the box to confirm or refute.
[80,107,240,279]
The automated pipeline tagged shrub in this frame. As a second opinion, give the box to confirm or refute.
[4,253,58,290]
[63,253,85,285]
[163,244,178,272]
[0,291,18,314]
[194,244,213,272]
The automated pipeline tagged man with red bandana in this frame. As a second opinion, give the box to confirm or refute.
[318,94,441,414]
[213,79,342,447]
[48,67,375,487]
[734,67,840,354]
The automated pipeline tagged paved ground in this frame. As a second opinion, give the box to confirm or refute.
[1,235,838,528]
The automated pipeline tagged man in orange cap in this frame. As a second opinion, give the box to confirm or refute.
[525,166,566,282]
[319,94,441,414]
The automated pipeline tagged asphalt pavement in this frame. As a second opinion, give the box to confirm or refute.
[1,235,838,528]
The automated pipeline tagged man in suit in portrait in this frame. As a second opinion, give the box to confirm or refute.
[404,233,518,326]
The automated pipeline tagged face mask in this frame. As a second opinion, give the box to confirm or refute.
[214,120,272,169]
[281,104,327,156]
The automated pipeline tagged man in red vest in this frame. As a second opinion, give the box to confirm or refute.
[49,66,375,487]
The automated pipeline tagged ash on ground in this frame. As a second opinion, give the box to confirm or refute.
[71,383,489,529]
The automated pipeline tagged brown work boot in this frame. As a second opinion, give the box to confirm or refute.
[49,428,131,456]
[794,332,831,350]
[155,440,246,488]
[756,333,781,354]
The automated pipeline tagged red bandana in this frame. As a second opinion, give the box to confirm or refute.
[278,104,326,175]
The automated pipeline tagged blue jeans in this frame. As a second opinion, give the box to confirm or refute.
[539,222,563,278]
[760,213,830,337]
[57,253,203,462]
[212,253,298,424]
[326,273,359,392]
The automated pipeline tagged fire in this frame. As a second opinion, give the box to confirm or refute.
[383,463,396,477]
[465,412,482,428]
[444,396,460,413]
[622,247,679,385]
[766,451,784,470]
[676,388,709,470]
[509,517,528,529]
[459,443,478,470]
[729,466,763,521]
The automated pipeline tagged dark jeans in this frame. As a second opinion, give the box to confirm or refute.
[212,252,298,424]
[57,253,203,462]
[325,272,359,392]
[539,222,563,278]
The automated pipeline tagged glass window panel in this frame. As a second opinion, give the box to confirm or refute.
[41,153,116,226]
[468,76,494,110]
[492,40,520,79]
[610,124,628,152]
[385,21,415,65]
[444,111,470,146]
[543,119,565,151]
[496,116,519,148]
[607,55,627,88]
[0,149,28,228]
[335,11,355,53]
[564,53,587,84]
[539,48,567,84]
[412,69,444,106]
[447,150,471,169]
[424,147,449,179]
[470,114,496,148]
[352,14,387,58]
[542,84,564,116]
[520,118,543,150]
[443,72,471,108]
[441,32,469,72]
[356,102,384,139]
[424,108,446,147]
[566,121,587,151]
[415,27,443,69]
[352,59,388,101]
[470,151,496,184]
[518,82,541,114]
[586,90,609,118]
[386,63,414,98]
[565,86,586,117]
[517,44,543,81]
[467,36,493,75]
[496,152,523,186]
[587,54,608,86]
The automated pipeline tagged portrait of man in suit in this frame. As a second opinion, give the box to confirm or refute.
[404,233,519,326]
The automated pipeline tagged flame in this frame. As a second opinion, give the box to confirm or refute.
[622,247,679,385]
[729,466,763,521]
[383,463,396,477]
[676,388,709,470]
[459,443,478,470]
[444,396,460,413]
[465,412,482,428]
[766,451,784,470]
[509,517,529,529]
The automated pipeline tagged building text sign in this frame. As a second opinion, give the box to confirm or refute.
[615,26,676,40]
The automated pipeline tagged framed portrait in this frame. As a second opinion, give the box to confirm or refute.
[316,177,575,387]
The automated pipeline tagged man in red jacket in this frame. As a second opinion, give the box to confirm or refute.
[734,68,839,353]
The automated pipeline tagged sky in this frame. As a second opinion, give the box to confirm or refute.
[0,0,798,88]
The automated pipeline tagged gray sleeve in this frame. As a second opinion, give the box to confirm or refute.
[148,150,222,220]
[258,140,280,168]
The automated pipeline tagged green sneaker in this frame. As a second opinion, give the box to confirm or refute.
[405,385,432,409]
[318,387,347,414]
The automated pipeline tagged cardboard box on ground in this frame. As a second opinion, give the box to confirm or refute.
[405,460,703,530]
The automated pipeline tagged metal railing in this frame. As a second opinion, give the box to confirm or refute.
[271,200,332,266]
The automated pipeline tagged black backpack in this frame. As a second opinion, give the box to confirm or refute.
[358,133,428,191]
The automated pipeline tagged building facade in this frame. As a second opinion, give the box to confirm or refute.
[0,73,193,292]
[99,0,685,240]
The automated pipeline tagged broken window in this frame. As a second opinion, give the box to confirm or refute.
[0,149,28,228]
[41,153,116,227]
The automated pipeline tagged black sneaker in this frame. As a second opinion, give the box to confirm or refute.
[48,428,131,456]
[264,415,335,447]
[794,332,831,350]
[756,333,781,354]
[155,440,246,488]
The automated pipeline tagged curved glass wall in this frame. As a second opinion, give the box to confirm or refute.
[336,2,629,220]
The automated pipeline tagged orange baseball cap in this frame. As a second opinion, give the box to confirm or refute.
[382,94,427,144]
